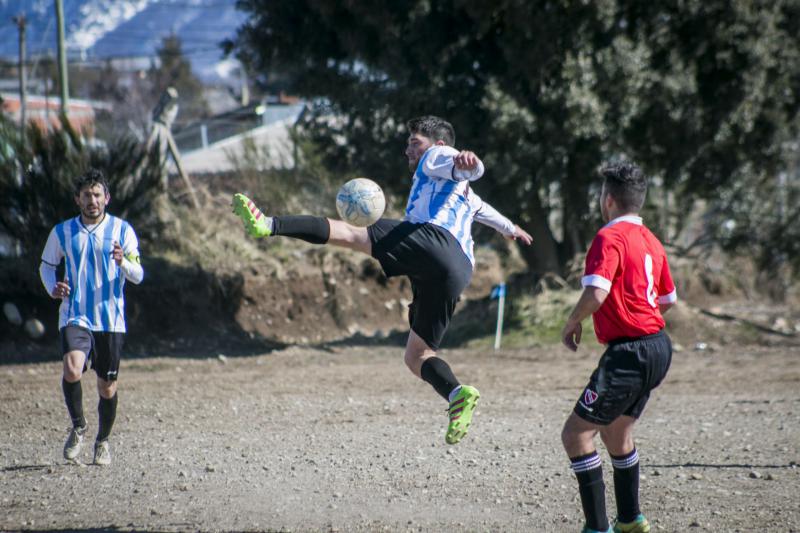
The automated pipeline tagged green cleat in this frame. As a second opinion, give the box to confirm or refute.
[613,515,650,533]
[445,385,480,444]
[232,193,272,238]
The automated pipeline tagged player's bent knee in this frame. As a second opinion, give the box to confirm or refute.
[97,380,117,399]
[561,424,575,450]
[403,350,431,378]
[63,362,80,379]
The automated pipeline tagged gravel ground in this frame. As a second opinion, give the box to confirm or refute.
[1,342,798,532]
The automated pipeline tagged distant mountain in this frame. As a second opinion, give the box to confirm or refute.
[0,0,247,81]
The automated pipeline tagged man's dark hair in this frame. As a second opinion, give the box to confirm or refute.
[406,116,455,146]
[74,168,109,196]
[600,162,647,213]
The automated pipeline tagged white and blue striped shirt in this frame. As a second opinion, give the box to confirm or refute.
[40,214,143,333]
[405,145,513,266]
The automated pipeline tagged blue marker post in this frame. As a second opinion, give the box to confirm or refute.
[490,282,506,350]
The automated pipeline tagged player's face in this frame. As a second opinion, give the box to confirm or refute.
[75,184,109,223]
[405,133,434,171]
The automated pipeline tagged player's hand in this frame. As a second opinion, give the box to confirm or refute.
[561,320,582,352]
[52,281,71,300]
[507,225,533,245]
[454,150,479,170]
[111,241,124,266]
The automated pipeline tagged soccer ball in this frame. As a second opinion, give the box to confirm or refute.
[336,178,385,227]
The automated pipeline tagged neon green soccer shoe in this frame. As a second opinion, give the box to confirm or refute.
[232,193,272,238]
[613,515,650,533]
[445,385,480,444]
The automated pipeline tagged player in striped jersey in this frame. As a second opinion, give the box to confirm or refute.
[39,169,144,465]
[233,116,532,444]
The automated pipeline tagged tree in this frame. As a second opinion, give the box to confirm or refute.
[150,34,208,123]
[230,0,800,276]
[0,113,165,261]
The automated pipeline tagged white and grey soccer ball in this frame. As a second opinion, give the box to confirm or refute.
[336,178,386,227]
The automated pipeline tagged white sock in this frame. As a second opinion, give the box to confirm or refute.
[448,385,462,403]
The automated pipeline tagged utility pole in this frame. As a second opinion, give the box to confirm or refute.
[13,14,26,137]
[55,0,69,116]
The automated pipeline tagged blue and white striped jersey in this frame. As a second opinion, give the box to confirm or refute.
[405,145,508,266]
[40,214,143,333]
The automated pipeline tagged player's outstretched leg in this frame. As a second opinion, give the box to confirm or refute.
[233,193,373,255]
[445,384,480,444]
[232,193,273,238]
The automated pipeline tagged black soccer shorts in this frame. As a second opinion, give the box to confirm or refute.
[60,325,125,382]
[573,330,673,425]
[368,219,472,351]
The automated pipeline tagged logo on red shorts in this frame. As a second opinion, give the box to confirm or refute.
[583,389,599,405]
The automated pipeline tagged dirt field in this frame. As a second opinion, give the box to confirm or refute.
[1,339,798,533]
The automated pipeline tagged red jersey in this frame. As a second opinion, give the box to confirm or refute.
[582,215,677,344]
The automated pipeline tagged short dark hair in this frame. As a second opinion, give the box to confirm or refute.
[74,168,109,196]
[600,162,647,213]
[406,116,455,146]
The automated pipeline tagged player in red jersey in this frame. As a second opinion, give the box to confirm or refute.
[559,162,677,533]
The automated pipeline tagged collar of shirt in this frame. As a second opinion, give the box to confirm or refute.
[603,214,643,229]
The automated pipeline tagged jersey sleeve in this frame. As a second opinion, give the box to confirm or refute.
[470,191,516,236]
[120,223,144,284]
[657,252,677,304]
[41,227,63,267]
[39,228,63,296]
[422,146,484,182]
[582,232,619,292]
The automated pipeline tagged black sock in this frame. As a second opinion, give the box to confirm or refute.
[611,448,641,523]
[420,357,460,401]
[272,215,330,244]
[97,393,118,442]
[62,378,86,429]
[570,451,608,531]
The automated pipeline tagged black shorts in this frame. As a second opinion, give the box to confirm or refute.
[368,219,472,350]
[574,330,672,425]
[60,325,124,382]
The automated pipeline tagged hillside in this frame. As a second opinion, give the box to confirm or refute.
[1,173,798,364]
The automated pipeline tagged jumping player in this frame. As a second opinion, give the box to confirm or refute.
[232,115,532,444]
[559,162,676,532]
[40,169,144,465]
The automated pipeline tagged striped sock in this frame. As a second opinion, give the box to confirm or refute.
[611,448,641,523]
[570,451,608,531]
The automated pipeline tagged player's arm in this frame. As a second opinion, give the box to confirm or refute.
[423,146,485,182]
[561,286,608,351]
[115,225,144,284]
[657,252,677,314]
[471,193,532,245]
[39,228,70,299]
[562,234,617,351]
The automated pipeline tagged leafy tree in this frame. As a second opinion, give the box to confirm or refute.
[0,113,165,262]
[150,34,208,123]
[230,0,800,276]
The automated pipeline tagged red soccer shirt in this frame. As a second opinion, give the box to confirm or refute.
[582,215,677,344]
